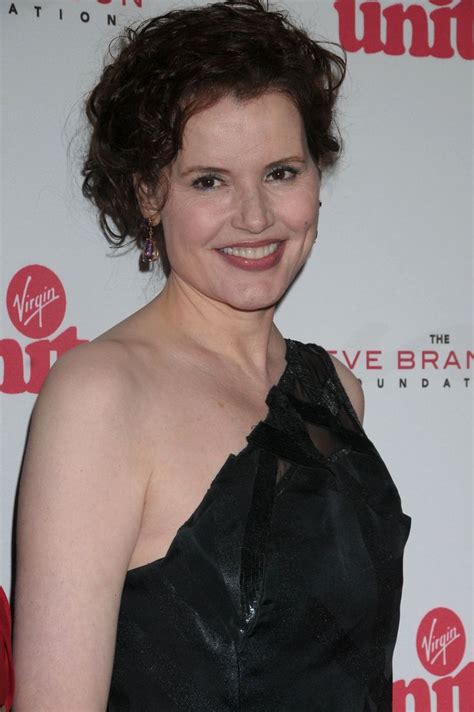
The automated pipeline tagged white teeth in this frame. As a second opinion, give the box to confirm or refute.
[219,242,280,259]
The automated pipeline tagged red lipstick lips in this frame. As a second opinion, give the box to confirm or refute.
[215,239,286,272]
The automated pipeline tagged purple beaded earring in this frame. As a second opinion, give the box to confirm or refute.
[141,218,160,266]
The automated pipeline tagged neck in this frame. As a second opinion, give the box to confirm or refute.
[146,271,285,375]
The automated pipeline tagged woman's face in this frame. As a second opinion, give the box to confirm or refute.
[155,90,321,311]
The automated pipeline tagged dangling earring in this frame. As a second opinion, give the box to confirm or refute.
[142,218,160,264]
[319,200,322,207]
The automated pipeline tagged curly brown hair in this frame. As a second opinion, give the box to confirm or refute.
[81,0,346,276]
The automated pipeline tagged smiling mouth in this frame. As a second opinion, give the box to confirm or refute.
[218,242,280,260]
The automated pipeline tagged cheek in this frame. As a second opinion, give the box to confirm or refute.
[162,204,211,255]
[283,206,317,240]
[279,185,318,228]
[176,196,222,237]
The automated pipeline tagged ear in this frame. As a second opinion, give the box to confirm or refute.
[133,173,161,226]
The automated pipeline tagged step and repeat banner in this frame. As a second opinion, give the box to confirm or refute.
[1,0,472,708]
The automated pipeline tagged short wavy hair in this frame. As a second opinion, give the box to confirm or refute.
[81,0,346,276]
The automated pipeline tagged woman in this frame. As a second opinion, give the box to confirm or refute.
[12,0,411,709]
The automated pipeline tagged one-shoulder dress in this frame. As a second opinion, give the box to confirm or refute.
[107,339,411,711]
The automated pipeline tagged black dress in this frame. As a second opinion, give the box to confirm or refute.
[107,339,411,711]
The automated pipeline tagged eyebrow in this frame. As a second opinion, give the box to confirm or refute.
[180,156,307,177]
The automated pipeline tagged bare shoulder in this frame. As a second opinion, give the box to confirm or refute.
[32,336,153,480]
[43,336,137,400]
[13,338,151,708]
[328,353,365,426]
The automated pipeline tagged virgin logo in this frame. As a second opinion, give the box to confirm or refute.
[2,265,88,394]
[334,0,473,59]
[417,608,465,675]
[393,607,473,711]
[7,265,65,339]
[12,275,60,331]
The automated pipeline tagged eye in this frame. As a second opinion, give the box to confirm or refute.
[191,165,302,192]
[191,174,223,191]
[267,165,301,182]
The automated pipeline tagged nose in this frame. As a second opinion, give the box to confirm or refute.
[230,184,274,233]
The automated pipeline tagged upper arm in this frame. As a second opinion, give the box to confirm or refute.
[329,354,365,426]
[13,343,151,711]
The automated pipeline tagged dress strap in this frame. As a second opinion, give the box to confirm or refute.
[303,342,366,436]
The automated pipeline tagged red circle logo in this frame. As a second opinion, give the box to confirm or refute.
[6,265,66,339]
[416,607,466,676]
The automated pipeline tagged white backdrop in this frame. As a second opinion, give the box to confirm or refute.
[1,0,472,708]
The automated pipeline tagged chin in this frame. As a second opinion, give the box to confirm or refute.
[219,286,285,312]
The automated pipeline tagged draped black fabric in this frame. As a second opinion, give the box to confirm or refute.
[107,339,411,711]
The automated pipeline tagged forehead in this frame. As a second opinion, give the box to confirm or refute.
[177,91,307,165]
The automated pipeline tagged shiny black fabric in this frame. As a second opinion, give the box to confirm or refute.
[107,339,411,711]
